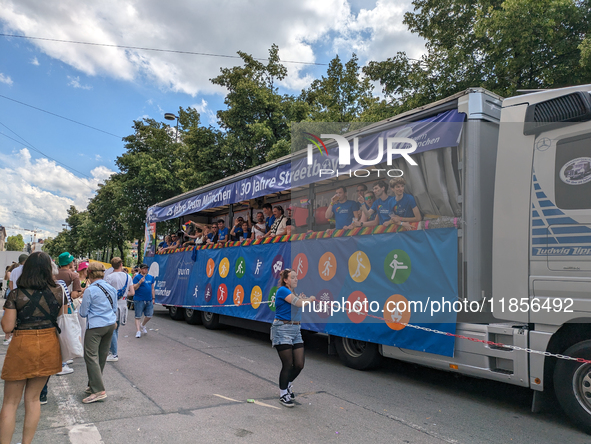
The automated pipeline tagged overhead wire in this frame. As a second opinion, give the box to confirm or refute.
[0,94,122,139]
[0,33,328,66]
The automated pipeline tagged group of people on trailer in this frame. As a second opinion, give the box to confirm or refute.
[156,176,421,254]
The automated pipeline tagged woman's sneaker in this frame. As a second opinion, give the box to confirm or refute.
[106,353,118,362]
[279,393,294,407]
[287,385,295,400]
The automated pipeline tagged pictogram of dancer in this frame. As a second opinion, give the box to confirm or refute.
[296,258,304,276]
[352,252,366,279]
[255,259,262,275]
[322,256,333,277]
[389,254,408,280]
[218,286,225,301]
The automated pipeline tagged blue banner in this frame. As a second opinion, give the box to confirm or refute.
[147,229,458,357]
[147,110,465,223]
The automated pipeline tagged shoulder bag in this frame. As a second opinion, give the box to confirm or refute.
[56,287,84,361]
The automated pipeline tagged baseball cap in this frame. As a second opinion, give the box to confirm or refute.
[58,252,74,266]
[77,261,89,271]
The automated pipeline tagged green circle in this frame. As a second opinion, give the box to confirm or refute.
[384,249,411,284]
[268,286,278,312]
[235,257,246,278]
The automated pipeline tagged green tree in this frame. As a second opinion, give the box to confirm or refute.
[5,234,24,252]
[364,0,591,110]
[301,54,378,122]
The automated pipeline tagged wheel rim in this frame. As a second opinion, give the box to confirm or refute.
[203,312,214,322]
[573,363,591,414]
[186,309,194,317]
[170,307,177,315]
[342,338,366,358]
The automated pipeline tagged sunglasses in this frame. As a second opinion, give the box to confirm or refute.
[365,196,374,200]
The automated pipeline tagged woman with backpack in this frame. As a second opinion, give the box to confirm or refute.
[0,252,63,444]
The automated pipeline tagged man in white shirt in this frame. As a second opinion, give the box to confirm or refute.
[8,254,28,290]
[105,257,134,362]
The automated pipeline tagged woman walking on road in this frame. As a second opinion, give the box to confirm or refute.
[79,262,117,403]
[0,252,63,444]
[271,269,315,407]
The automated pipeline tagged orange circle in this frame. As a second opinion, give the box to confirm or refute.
[292,253,308,280]
[233,285,244,306]
[346,291,368,324]
[206,258,215,278]
[318,252,337,281]
[383,294,411,331]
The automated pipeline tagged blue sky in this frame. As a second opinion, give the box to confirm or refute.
[0,0,424,239]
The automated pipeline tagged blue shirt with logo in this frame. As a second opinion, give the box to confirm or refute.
[371,196,396,225]
[133,274,155,301]
[391,194,417,218]
[331,200,360,229]
[218,227,229,241]
[266,214,276,231]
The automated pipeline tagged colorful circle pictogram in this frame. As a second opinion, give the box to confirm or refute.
[271,254,285,279]
[206,258,215,278]
[348,251,370,283]
[268,286,278,312]
[318,252,337,281]
[315,289,334,319]
[204,283,213,302]
[346,291,368,323]
[218,257,230,278]
[384,249,411,284]
[217,284,228,304]
[383,294,411,331]
[292,253,309,280]
[252,256,265,278]
[235,257,246,278]
[233,285,244,306]
[250,286,263,309]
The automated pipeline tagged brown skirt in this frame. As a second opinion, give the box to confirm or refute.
[1,328,62,381]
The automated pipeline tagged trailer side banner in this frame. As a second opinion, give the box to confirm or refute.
[147,228,458,357]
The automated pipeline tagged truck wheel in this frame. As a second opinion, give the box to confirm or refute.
[169,306,185,321]
[554,340,591,433]
[184,308,203,325]
[334,336,382,370]
[201,311,221,330]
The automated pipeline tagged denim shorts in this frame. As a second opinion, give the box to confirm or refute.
[134,300,154,319]
[270,320,303,347]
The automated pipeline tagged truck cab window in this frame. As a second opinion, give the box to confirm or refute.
[554,134,591,210]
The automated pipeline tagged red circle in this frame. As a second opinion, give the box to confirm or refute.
[217,284,228,304]
[346,291,368,324]
[292,253,309,280]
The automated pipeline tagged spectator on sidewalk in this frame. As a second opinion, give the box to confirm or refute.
[105,257,134,362]
[79,262,117,404]
[8,253,29,291]
[0,252,63,444]
[132,264,155,338]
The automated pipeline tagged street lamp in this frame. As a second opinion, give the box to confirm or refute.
[164,112,179,143]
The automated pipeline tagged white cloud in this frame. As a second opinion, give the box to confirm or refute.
[0,73,13,85]
[0,0,424,96]
[67,75,92,90]
[30,56,39,65]
[0,148,114,237]
[95,154,101,161]
[190,99,216,125]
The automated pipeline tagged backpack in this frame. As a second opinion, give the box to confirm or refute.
[116,275,129,300]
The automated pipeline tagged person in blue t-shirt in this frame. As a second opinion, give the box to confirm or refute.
[262,203,275,232]
[345,190,378,229]
[229,217,246,241]
[239,221,251,240]
[132,264,155,338]
[384,177,421,227]
[216,220,229,244]
[360,180,395,226]
[325,186,360,229]
[271,269,316,407]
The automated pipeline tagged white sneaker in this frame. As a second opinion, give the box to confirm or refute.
[57,364,74,376]
[66,359,74,365]
[106,353,118,362]
[3,338,11,346]
[135,331,141,338]
[141,325,148,335]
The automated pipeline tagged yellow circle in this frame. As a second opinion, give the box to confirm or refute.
[348,251,370,283]
[318,252,337,281]
[218,257,230,278]
[250,286,262,309]
[383,295,411,331]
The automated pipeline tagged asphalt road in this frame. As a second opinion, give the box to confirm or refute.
[0,305,590,444]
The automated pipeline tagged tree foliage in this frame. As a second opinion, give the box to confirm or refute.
[5,234,24,252]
